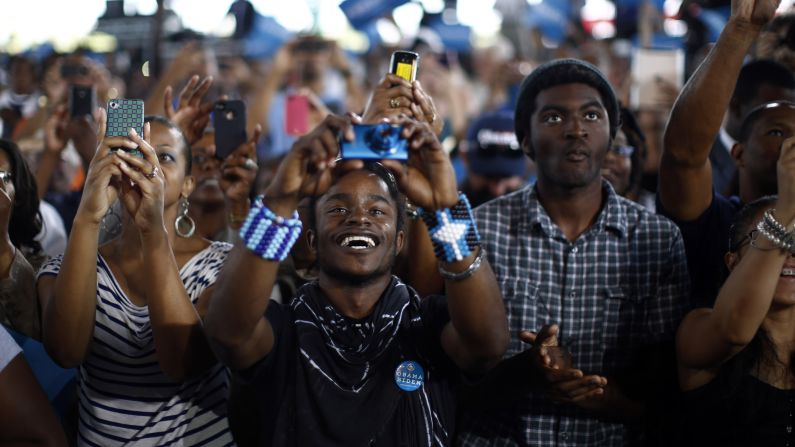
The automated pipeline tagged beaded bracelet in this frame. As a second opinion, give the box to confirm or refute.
[417,193,481,263]
[239,204,302,262]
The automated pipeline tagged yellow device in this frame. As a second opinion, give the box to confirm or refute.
[390,51,419,82]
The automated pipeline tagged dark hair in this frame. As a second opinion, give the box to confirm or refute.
[0,140,42,253]
[309,162,406,232]
[619,107,647,195]
[144,115,192,175]
[732,60,795,111]
[514,59,620,151]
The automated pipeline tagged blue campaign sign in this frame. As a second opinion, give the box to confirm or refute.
[430,22,471,52]
[242,13,293,59]
[524,0,573,44]
[340,0,410,29]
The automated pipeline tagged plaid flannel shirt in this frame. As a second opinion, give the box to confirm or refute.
[458,182,690,447]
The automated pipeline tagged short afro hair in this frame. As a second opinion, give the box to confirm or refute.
[514,59,620,150]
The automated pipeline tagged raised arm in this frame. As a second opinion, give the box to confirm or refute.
[382,120,509,373]
[677,136,795,388]
[111,126,218,380]
[660,0,780,220]
[247,42,293,137]
[38,109,125,368]
[205,115,355,370]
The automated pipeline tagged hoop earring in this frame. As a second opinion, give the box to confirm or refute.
[175,198,196,238]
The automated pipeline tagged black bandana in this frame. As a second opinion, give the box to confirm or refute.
[280,276,453,446]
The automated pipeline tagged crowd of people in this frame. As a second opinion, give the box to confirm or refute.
[2,0,795,445]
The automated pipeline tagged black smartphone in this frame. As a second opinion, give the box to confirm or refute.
[390,51,420,82]
[213,100,247,160]
[340,123,408,161]
[68,85,95,118]
[106,99,144,157]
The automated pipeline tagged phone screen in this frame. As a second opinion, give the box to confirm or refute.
[285,94,309,136]
[390,51,419,82]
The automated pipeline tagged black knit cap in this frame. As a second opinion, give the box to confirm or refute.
[514,58,620,148]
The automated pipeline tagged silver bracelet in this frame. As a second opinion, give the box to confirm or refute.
[756,219,795,252]
[438,246,484,282]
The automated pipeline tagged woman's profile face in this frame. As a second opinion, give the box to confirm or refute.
[0,150,17,207]
[147,122,192,208]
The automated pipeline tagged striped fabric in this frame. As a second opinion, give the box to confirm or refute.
[38,241,235,447]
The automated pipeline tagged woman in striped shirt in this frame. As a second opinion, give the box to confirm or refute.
[37,111,235,446]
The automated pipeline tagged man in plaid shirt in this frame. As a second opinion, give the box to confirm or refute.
[457,59,690,446]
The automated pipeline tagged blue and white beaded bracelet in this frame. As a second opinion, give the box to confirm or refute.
[239,203,302,262]
[417,193,481,263]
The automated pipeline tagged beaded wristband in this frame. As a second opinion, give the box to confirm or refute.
[417,193,481,263]
[239,204,302,262]
[763,209,791,241]
[756,219,795,253]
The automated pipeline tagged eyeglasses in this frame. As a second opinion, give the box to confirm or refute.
[0,171,12,184]
[610,145,635,157]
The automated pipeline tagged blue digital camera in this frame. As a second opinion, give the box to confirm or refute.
[340,123,408,161]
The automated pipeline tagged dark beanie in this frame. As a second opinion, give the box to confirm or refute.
[514,58,620,147]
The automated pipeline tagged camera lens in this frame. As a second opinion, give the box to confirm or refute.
[109,101,119,109]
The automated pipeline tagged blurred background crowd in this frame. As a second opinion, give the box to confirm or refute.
[5,0,794,232]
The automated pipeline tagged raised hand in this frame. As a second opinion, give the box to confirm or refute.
[411,81,443,136]
[730,0,781,28]
[74,109,127,225]
[519,324,608,404]
[220,125,261,206]
[264,114,356,213]
[164,75,214,145]
[362,74,415,123]
[44,105,69,154]
[380,118,458,210]
[113,124,166,233]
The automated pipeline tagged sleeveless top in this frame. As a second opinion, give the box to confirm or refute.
[38,241,235,447]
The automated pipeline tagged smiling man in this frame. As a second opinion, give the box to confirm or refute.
[205,115,509,446]
[457,59,690,446]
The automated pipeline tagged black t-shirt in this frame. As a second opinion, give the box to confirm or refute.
[677,374,795,446]
[657,191,742,308]
[229,284,459,447]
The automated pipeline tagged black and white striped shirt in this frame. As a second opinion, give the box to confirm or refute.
[39,241,235,447]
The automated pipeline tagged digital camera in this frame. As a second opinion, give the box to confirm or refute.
[340,123,408,161]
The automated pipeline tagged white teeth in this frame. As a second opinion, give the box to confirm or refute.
[782,269,795,277]
[340,235,376,249]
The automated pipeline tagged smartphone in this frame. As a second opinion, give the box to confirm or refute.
[213,100,247,160]
[285,94,309,136]
[68,85,95,118]
[630,48,685,110]
[390,51,420,82]
[340,123,408,161]
[106,99,144,157]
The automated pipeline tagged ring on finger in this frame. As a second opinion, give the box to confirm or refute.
[243,158,257,171]
[144,166,159,179]
[389,98,400,109]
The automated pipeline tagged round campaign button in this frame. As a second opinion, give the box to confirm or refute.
[394,360,425,392]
